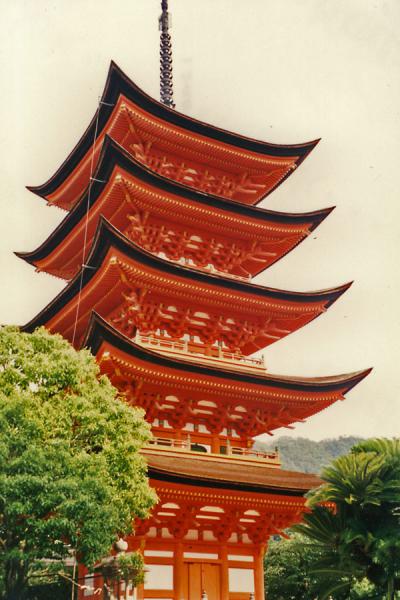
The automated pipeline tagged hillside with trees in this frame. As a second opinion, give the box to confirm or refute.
[254,436,364,473]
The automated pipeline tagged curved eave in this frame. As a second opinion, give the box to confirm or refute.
[85,312,372,396]
[21,218,352,334]
[17,137,334,269]
[144,452,321,495]
[27,61,319,200]
[148,469,312,496]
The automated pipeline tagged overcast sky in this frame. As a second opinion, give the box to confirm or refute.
[1,0,399,441]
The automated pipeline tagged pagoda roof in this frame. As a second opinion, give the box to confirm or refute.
[27,61,319,208]
[87,312,370,395]
[139,455,319,542]
[83,313,371,436]
[18,136,333,280]
[22,219,351,353]
[144,449,321,495]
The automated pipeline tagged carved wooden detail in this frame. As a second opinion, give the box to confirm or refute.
[33,175,308,280]
[45,95,300,210]
[110,289,310,352]
[125,205,298,277]
[121,110,294,203]
[136,493,304,545]
[105,369,307,438]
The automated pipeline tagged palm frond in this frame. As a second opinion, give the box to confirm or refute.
[317,577,352,600]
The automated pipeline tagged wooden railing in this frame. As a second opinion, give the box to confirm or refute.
[147,436,279,463]
[135,333,265,370]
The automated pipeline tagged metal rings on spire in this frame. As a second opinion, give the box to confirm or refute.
[159,0,175,109]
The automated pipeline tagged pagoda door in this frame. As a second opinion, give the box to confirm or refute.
[184,562,221,599]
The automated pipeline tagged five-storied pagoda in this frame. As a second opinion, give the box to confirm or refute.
[19,4,370,599]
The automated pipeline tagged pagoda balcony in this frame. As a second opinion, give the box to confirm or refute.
[145,436,280,467]
[134,332,267,373]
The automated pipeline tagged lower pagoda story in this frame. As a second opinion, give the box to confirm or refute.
[79,450,321,600]
[74,316,369,600]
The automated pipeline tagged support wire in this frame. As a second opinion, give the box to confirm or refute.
[71,98,108,346]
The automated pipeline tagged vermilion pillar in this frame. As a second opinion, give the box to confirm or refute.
[135,540,145,600]
[254,544,266,599]
[220,545,229,599]
[174,541,184,600]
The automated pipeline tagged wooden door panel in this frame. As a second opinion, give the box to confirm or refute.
[188,563,201,599]
[184,562,221,600]
[202,563,220,600]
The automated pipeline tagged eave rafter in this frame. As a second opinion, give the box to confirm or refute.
[22,220,351,354]
[18,138,333,281]
[132,466,318,543]
[136,481,307,544]
[83,314,371,437]
[27,61,319,209]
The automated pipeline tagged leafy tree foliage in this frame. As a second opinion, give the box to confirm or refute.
[264,533,331,599]
[26,578,69,600]
[264,534,380,599]
[0,326,156,600]
[293,438,400,599]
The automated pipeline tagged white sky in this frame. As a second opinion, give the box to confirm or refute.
[1,0,399,441]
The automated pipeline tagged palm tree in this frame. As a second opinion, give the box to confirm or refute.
[293,439,400,600]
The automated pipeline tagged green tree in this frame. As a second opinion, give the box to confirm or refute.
[264,533,338,599]
[0,326,157,600]
[264,534,379,599]
[293,438,400,599]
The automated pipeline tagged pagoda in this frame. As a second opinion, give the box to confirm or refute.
[19,53,371,600]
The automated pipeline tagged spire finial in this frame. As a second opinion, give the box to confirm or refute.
[159,0,175,108]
